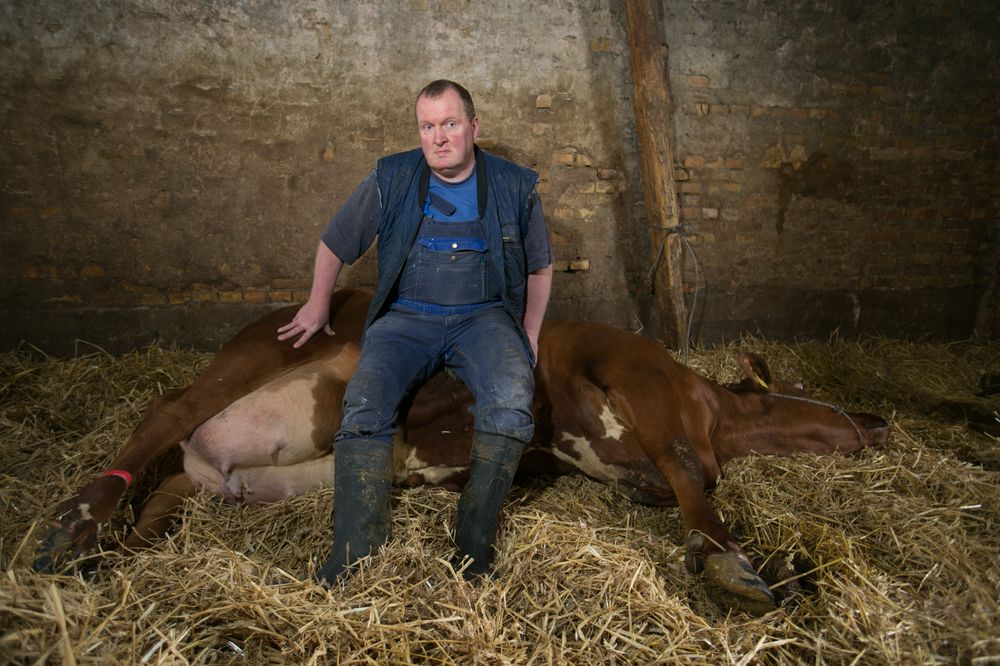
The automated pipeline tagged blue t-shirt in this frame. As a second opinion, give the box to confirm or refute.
[425,171,478,222]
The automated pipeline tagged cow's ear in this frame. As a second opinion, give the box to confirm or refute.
[738,352,773,392]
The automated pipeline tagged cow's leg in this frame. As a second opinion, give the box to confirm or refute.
[183,443,334,503]
[124,450,338,549]
[123,473,197,549]
[642,432,774,615]
[33,389,188,572]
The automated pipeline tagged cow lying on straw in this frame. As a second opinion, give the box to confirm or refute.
[34,288,888,614]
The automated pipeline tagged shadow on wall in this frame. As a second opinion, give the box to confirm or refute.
[776,152,856,234]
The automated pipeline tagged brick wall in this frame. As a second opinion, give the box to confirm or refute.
[2,1,997,354]
[664,0,999,340]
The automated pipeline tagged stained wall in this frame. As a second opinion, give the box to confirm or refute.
[2,1,996,354]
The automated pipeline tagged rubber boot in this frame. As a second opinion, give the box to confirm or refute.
[453,431,526,578]
[315,438,393,585]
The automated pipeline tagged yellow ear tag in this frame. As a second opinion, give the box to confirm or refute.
[752,372,769,390]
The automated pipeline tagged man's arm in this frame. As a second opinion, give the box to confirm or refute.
[277,242,344,348]
[277,171,380,348]
[522,264,553,364]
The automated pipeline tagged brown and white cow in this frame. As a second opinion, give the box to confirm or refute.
[34,288,888,614]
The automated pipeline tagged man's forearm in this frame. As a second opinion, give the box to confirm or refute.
[523,265,553,340]
[308,241,345,305]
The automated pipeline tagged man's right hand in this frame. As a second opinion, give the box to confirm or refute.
[277,299,333,348]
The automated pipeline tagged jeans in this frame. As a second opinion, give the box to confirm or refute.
[335,303,535,444]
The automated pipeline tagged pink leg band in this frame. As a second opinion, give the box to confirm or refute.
[101,469,133,487]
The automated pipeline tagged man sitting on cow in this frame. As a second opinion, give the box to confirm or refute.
[278,80,554,583]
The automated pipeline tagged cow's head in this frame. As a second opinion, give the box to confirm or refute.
[725,352,889,457]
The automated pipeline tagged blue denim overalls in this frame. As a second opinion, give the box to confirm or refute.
[336,185,535,444]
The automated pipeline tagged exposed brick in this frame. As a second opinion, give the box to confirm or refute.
[268,290,294,303]
[536,94,552,110]
[243,289,266,303]
[680,207,701,219]
[139,292,168,306]
[724,158,743,170]
[683,156,705,168]
[47,294,82,304]
[701,207,719,219]
[218,291,243,303]
[23,265,58,279]
[590,38,613,53]
[687,75,710,87]
[553,149,576,166]
[79,263,104,278]
[271,278,304,289]
[680,182,702,194]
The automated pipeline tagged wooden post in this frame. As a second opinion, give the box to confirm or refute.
[625,0,688,347]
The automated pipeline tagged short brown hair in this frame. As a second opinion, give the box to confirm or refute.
[416,80,476,120]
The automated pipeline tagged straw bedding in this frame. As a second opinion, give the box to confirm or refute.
[1,337,998,664]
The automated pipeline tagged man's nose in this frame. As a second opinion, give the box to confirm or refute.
[433,127,447,144]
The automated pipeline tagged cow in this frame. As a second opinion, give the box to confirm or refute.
[33,288,888,615]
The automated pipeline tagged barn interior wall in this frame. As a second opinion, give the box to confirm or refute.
[1,1,997,355]
[662,0,999,342]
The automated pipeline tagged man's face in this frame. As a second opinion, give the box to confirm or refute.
[416,88,479,182]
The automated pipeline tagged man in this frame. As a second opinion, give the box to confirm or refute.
[278,80,553,583]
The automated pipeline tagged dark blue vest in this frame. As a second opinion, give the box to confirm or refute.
[368,147,539,340]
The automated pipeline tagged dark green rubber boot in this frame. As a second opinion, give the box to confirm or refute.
[453,431,526,578]
[315,438,393,585]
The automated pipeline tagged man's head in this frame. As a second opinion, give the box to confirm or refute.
[415,80,479,183]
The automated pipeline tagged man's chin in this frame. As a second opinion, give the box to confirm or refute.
[429,163,462,178]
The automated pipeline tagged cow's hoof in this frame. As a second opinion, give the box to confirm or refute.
[703,552,776,616]
[32,525,76,573]
[31,512,100,574]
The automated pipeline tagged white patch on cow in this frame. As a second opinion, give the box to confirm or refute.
[598,403,626,440]
[78,502,92,521]
[555,432,624,484]
[398,446,464,485]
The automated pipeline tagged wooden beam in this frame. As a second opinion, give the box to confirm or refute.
[625,0,688,347]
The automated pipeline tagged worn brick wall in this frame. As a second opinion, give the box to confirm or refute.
[664,0,999,341]
[2,1,649,354]
[2,1,997,354]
